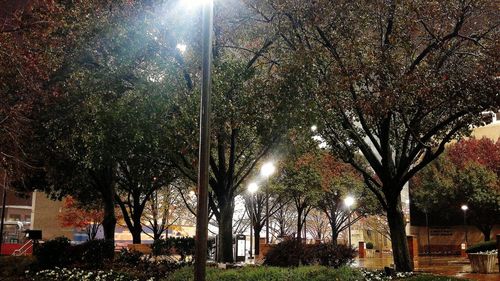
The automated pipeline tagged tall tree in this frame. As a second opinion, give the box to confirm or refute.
[0,1,63,186]
[315,154,379,244]
[245,189,285,255]
[274,151,323,242]
[250,0,499,271]
[33,0,184,246]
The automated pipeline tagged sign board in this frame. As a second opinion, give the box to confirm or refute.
[429,227,452,236]
[235,234,246,262]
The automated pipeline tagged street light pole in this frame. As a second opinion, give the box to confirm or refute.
[260,162,275,244]
[424,210,431,264]
[249,194,254,259]
[247,182,258,261]
[194,1,213,280]
[347,206,351,246]
[265,191,269,244]
[344,196,354,247]
[461,205,468,246]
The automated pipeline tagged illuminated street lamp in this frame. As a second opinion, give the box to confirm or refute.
[461,205,468,245]
[248,182,259,259]
[344,196,355,246]
[311,125,318,132]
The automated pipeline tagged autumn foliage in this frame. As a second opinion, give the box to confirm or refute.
[448,137,500,176]
[59,196,104,240]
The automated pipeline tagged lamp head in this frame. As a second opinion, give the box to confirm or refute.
[461,205,468,211]
[344,196,355,208]
[248,182,259,194]
[260,162,276,178]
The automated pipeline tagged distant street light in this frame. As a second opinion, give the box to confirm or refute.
[176,43,187,53]
[461,205,468,245]
[311,125,318,132]
[344,196,355,247]
[248,182,259,260]
[260,162,275,244]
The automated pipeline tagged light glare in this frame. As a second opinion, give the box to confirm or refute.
[248,182,259,194]
[180,0,212,9]
[260,162,276,178]
[344,196,355,207]
[461,205,468,211]
[311,125,318,132]
[176,43,187,53]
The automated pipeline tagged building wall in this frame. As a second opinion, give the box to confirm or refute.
[31,191,73,240]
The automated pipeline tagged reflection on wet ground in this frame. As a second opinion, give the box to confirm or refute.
[354,256,500,281]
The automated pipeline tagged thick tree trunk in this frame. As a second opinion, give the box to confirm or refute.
[254,227,261,255]
[386,199,412,272]
[218,205,234,263]
[478,225,492,241]
[330,222,339,245]
[131,227,142,244]
[131,214,142,244]
[101,186,116,244]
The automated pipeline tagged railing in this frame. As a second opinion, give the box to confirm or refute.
[12,240,34,256]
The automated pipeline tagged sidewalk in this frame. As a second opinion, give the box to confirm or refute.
[354,256,500,281]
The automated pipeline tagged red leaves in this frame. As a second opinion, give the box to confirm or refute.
[58,196,104,230]
[447,137,500,176]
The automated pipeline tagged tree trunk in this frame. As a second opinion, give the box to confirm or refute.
[386,199,412,272]
[131,226,142,244]
[478,225,492,241]
[131,213,142,244]
[296,208,303,241]
[331,230,339,245]
[218,204,234,263]
[101,186,116,244]
[254,227,261,255]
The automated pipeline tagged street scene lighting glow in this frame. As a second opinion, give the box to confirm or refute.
[260,162,275,178]
[180,0,212,9]
[461,205,468,211]
[176,43,187,53]
[311,125,317,132]
[344,196,355,207]
[248,182,259,193]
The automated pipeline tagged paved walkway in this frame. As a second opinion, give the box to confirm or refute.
[354,256,500,281]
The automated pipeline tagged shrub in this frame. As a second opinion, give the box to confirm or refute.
[466,240,497,253]
[264,240,356,268]
[152,237,195,261]
[263,239,304,267]
[366,242,374,249]
[33,237,71,268]
[0,256,36,280]
[70,239,115,268]
[116,248,144,266]
[311,243,357,268]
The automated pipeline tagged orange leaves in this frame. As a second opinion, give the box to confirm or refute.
[58,196,104,230]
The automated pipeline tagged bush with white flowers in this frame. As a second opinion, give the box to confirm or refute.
[28,267,155,281]
[360,268,413,281]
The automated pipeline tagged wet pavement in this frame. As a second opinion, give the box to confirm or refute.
[354,256,500,281]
